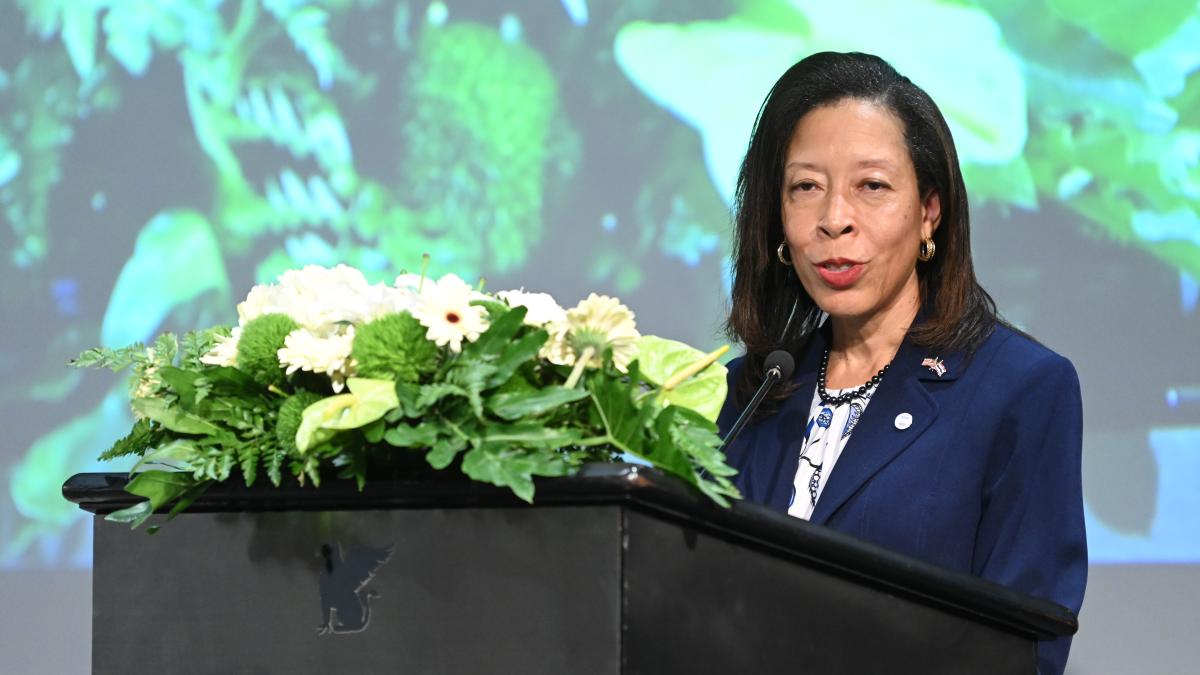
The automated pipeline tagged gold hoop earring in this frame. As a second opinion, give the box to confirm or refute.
[918,238,936,262]
[777,242,792,266]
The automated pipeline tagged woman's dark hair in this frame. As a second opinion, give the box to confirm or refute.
[726,51,1001,409]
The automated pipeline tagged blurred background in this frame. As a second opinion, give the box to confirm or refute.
[1,0,1197,672]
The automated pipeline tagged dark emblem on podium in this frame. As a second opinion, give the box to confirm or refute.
[317,542,394,635]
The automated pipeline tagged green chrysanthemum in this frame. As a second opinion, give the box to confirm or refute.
[237,313,298,388]
[276,390,326,452]
[352,312,440,383]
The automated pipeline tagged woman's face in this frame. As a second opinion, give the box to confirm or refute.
[781,98,940,326]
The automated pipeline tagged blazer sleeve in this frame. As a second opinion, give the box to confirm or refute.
[972,352,1087,675]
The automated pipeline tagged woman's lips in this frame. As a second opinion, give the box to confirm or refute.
[814,260,865,289]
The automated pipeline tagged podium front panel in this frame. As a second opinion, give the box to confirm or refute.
[622,509,1035,674]
[93,507,622,674]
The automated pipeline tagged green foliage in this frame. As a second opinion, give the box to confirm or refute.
[105,470,211,531]
[100,210,230,348]
[82,293,742,529]
[99,418,167,462]
[263,0,356,89]
[1047,0,1196,58]
[236,313,299,388]
[71,343,147,371]
[276,390,326,452]
[181,327,231,369]
[352,313,440,383]
[400,22,561,275]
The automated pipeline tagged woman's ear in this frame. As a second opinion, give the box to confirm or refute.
[921,191,942,239]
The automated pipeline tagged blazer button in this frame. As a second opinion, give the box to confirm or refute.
[894,412,913,430]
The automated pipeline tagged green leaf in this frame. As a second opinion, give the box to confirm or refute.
[101,0,154,75]
[130,398,223,436]
[105,470,201,530]
[104,501,154,528]
[98,418,163,461]
[383,424,439,449]
[363,418,386,443]
[181,327,229,369]
[263,441,287,486]
[157,365,201,409]
[586,375,653,455]
[426,436,467,469]
[165,479,214,519]
[129,439,201,474]
[1048,0,1196,57]
[0,141,20,188]
[646,406,697,479]
[460,443,571,502]
[464,305,527,358]
[60,3,99,78]
[393,380,422,417]
[101,210,229,348]
[961,157,1038,210]
[152,333,179,367]
[479,423,583,449]
[70,343,146,371]
[668,406,740,506]
[487,386,589,420]
[488,329,548,387]
[238,443,260,486]
[416,383,471,410]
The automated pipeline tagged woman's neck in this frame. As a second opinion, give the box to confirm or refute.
[825,291,919,389]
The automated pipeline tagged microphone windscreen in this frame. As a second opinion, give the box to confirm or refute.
[764,350,795,381]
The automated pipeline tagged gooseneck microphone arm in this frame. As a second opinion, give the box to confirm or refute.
[719,350,795,453]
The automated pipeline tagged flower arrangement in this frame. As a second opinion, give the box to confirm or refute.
[73,264,739,530]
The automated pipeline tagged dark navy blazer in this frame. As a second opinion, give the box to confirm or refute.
[717,322,1087,675]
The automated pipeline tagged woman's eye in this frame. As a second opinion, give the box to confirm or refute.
[863,180,888,191]
[793,182,817,192]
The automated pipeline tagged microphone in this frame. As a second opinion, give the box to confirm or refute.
[719,350,795,452]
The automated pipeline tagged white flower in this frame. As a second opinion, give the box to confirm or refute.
[409,273,489,353]
[237,264,390,331]
[277,326,357,392]
[543,293,640,372]
[393,272,426,292]
[497,289,567,327]
[199,327,242,367]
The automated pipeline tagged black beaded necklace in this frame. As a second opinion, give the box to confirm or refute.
[817,348,890,406]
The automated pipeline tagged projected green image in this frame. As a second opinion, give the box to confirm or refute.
[1,0,1197,567]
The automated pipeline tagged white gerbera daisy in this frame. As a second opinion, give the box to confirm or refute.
[543,293,640,372]
[497,289,567,327]
[277,326,357,392]
[409,274,489,353]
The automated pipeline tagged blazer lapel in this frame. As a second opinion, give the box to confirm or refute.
[807,336,956,525]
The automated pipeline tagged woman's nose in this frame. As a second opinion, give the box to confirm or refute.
[818,191,855,237]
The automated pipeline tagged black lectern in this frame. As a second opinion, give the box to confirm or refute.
[64,464,1076,674]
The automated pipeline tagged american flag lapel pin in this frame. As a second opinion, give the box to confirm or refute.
[921,356,947,377]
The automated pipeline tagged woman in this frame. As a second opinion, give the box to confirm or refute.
[716,52,1086,675]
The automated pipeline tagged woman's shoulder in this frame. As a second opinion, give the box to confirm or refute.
[972,322,1079,387]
